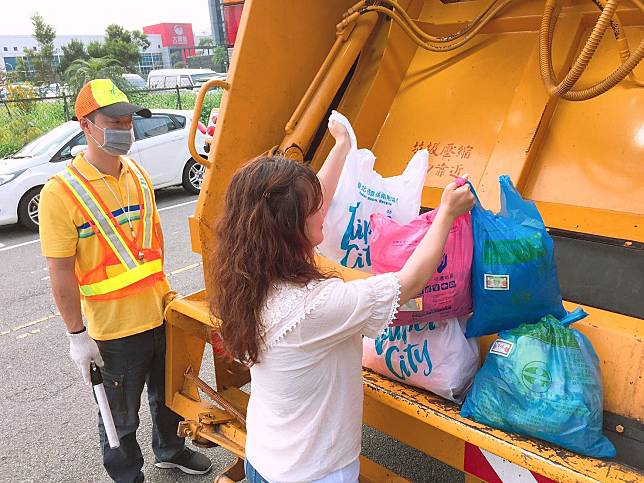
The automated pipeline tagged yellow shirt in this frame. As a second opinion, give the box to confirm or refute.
[39,153,170,340]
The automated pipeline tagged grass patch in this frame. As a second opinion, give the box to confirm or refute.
[0,89,222,159]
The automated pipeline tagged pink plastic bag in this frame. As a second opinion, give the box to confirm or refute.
[370,209,473,326]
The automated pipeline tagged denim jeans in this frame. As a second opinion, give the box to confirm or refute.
[95,323,184,483]
[244,458,360,483]
[245,459,270,483]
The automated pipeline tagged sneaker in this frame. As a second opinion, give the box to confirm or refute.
[155,447,213,475]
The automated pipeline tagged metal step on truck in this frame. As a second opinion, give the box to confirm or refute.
[164,0,643,481]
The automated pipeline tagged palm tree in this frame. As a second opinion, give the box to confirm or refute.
[64,57,124,94]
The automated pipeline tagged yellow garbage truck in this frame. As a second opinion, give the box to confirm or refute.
[164,0,643,481]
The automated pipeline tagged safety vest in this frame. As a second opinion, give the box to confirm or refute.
[54,158,165,300]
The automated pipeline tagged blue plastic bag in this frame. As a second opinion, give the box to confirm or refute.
[466,175,566,337]
[461,308,616,458]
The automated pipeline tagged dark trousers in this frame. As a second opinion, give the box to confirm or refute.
[95,323,184,483]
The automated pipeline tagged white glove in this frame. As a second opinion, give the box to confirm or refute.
[67,328,104,384]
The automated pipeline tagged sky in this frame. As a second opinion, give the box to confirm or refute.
[3,0,214,36]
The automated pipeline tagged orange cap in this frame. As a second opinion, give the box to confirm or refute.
[73,79,151,120]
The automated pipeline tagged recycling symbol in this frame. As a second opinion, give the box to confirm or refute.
[521,361,551,393]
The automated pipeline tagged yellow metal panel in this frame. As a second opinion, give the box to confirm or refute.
[195,0,358,264]
[363,370,640,483]
[359,455,410,483]
[311,1,421,171]
[372,31,537,186]
[464,475,486,483]
[525,24,644,225]
[186,0,644,480]
[563,301,644,423]
[166,311,205,404]
[364,391,465,469]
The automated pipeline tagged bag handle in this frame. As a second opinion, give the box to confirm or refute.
[466,180,485,213]
[499,175,545,226]
[399,149,429,182]
[559,307,588,326]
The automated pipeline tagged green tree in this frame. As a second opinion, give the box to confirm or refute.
[59,38,88,74]
[64,57,124,95]
[84,25,150,73]
[102,24,149,71]
[131,30,151,51]
[10,59,28,83]
[87,40,104,58]
[212,45,229,70]
[23,13,57,86]
[198,37,213,47]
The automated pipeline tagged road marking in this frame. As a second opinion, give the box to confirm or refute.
[0,199,198,253]
[3,259,201,338]
[169,262,201,276]
[158,199,198,212]
[11,313,60,332]
[0,238,40,253]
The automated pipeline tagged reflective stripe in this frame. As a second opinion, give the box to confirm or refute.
[59,168,138,269]
[125,159,154,249]
[79,259,163,296]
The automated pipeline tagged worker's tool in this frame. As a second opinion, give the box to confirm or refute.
[90,362,120,449]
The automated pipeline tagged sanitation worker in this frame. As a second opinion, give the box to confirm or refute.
[39,79,212,483]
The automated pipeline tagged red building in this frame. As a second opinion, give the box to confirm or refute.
[143,23,196,61]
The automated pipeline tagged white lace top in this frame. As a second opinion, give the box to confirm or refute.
[245,273,401,483]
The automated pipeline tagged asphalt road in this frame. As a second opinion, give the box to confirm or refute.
[0,187,462,483]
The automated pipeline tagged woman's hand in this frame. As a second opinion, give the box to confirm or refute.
[396,176,475,304]
[328,120,350,146]
[317,120,352,213]
[440,176,475,219]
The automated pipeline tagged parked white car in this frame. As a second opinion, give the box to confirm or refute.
[147,69,227,91]
[0,109,207,231]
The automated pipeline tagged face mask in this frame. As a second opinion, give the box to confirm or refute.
[87,119,134,156]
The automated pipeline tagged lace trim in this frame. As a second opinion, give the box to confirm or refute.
[262,280,336,350]
[386,274,402,325]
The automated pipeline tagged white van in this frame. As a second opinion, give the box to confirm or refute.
[147,69,226,90]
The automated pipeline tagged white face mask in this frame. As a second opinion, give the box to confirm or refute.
[87,119,134,156]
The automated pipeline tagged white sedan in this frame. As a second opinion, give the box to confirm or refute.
[0,109,207,231]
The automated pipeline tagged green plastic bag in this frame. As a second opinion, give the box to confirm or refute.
[461,308,616,458]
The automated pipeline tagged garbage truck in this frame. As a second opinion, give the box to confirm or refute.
[164,0,643,480]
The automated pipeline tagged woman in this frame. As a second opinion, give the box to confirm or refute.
[210,121,474,482]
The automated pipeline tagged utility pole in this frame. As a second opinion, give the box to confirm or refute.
[208,0,227,46]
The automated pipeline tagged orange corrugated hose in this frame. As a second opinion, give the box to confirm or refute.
[345,0,642,99]
[539,0,644,100]
[362,2,514,52]
[592,0,644,87]
[347,0,509,44]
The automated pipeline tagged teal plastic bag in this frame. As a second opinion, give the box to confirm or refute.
[466,175,566,337]
[461,308,616,458]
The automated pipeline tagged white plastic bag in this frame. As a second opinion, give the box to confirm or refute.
[318,111,428,271]
[362,317,480,403]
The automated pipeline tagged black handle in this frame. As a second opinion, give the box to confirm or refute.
[90,362,103,386]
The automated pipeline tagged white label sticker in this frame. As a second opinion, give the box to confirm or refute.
[484,274,510,290]
[490,339,514,357]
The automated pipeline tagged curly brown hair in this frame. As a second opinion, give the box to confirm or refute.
[209,156,328,364]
